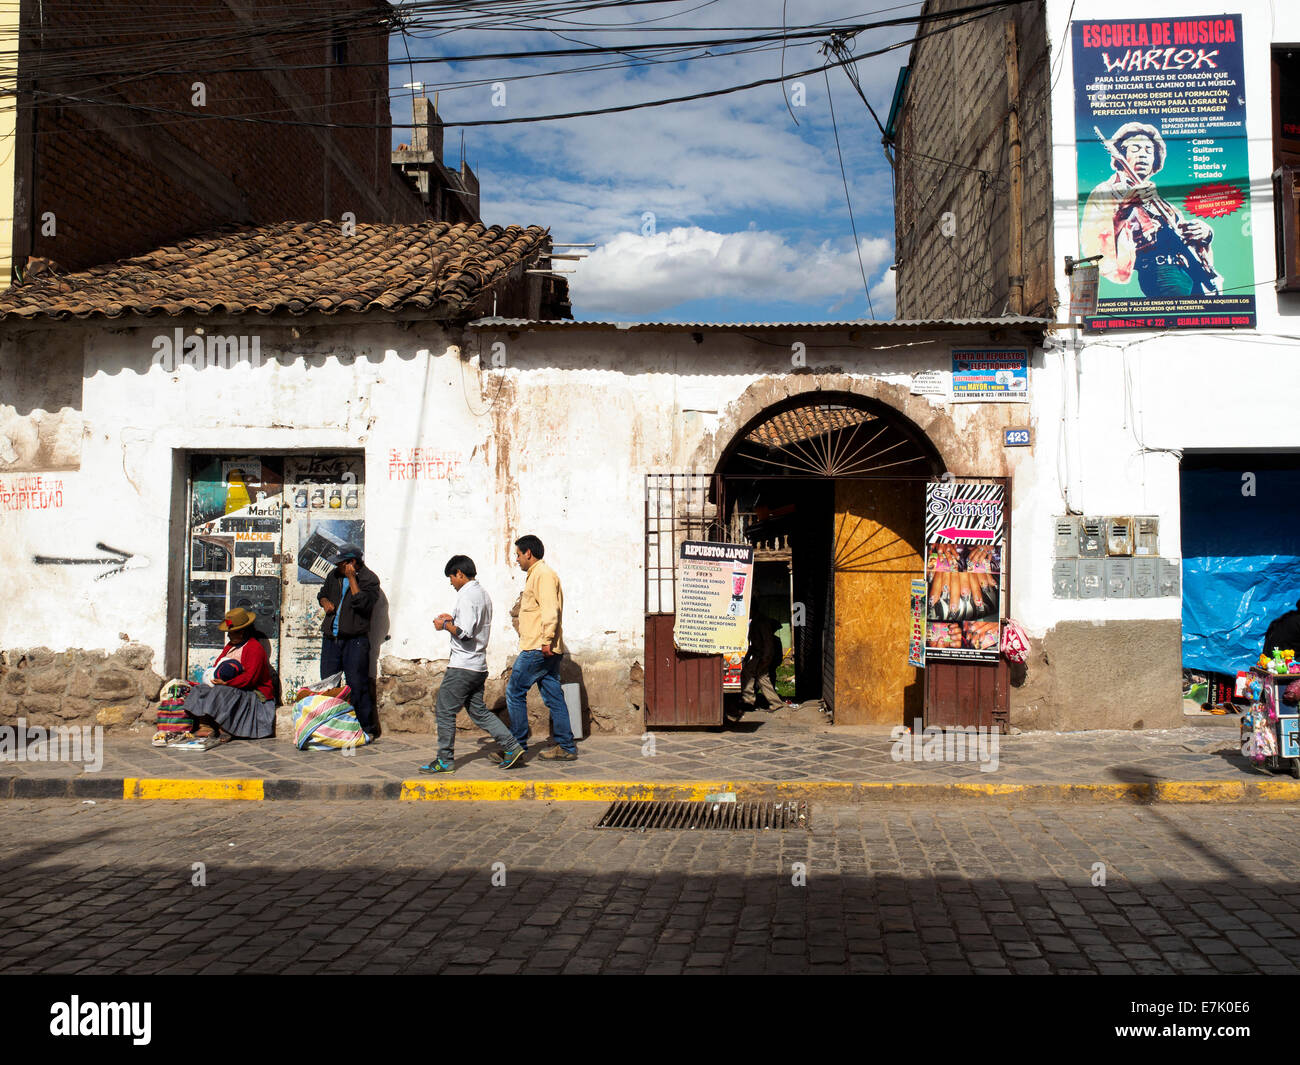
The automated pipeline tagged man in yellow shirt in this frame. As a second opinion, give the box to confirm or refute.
[501,534,577,761]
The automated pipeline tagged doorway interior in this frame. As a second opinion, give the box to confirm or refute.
[717,395,942,726]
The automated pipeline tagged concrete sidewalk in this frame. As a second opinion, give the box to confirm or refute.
[2,714,1292,802]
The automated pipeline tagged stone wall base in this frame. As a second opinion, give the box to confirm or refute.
[1010,619,1183,731]
[0,645,165,728]
[376,654,645,736]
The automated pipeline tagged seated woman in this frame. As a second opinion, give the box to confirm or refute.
[181,607,276,739]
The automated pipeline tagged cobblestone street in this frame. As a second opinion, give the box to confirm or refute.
[1,799,1297,975]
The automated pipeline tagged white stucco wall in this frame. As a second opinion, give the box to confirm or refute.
[1,319,1040,683]
[1005,0,1300,642]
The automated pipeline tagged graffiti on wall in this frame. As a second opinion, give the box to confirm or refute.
[33,542,147,580]
[388,448,463,481]
[2,475,65,511]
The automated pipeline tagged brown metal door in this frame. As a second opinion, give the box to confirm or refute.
[643,473,725,727]
[923,476,1011,732]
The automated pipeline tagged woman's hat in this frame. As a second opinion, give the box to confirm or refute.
[219,607,257,631]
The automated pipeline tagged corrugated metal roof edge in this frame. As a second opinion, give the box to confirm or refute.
[467,317,1054,331]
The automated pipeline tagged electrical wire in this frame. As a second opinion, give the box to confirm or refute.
[824,66,875,320]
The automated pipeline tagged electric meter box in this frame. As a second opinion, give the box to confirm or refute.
[1160,559,1181,597]
[1132,558,1160,598]
[1106,516,1134,557]
[1054,516,1080,558]
[1077,559,1105,599]
[1104,558,1133,598]
[1133,515,1160,556]
[1052,560,1078,598]
[1078,517,1105,558]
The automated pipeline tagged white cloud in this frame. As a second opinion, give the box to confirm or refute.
[569,225,895,318]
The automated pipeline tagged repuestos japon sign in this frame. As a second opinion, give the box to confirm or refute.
[673,541,754,656]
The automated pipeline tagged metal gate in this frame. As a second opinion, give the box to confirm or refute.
[184,452,366,695]
[643,472,725,726]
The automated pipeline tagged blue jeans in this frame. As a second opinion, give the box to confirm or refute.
[506,650,574,752]
[435,667,519,763]
[321,635,375,735]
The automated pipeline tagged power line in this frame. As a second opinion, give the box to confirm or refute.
[824,66,876,320]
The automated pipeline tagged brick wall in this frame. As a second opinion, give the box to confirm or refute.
[18,0,430,273]
[893,0,1054,319]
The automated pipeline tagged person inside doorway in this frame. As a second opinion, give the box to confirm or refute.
[741,613,787,711]
[181,608,276,739]
[318,545,381,738]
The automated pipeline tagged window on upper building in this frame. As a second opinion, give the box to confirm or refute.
[1272,48,1300,291]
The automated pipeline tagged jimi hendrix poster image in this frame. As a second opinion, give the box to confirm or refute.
[1073,16,1255,331]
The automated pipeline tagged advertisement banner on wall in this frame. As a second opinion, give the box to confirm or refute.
[924,482,1004,663]
[909,577,927,668]
[951,348,1029,403]
[1073,15,1254,331]
[673,541,754,656]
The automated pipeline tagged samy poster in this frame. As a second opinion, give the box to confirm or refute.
[1073,15,1255,331]
[924,482,1004,664]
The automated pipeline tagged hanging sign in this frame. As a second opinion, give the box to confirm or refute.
[924,482,1005,663]
[1073,15,1255,331]
[951,349,1029,403]
[673,541,754,656]
[909,578,927,668]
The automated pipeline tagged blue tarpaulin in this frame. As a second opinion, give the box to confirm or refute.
[1181,465,1300,675]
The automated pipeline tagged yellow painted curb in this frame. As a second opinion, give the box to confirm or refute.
[1153,780,1244,802]
[532,781,734,802]
[400,780,529,801]
[1251,779,1300,801]
[123,778,264,800]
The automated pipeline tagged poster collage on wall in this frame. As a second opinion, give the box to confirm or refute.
[185,454,366,697]
[923,482,1005,664]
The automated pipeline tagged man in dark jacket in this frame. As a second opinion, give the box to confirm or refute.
[318,546,381,736]
[1264,599,1300,658]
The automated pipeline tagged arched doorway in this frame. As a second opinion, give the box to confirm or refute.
[714,392,943,725]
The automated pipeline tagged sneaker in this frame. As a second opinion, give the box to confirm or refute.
[497,747,526,770]
[539,745,578,761]
[418,759,455,774]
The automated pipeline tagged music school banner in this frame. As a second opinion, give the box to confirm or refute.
[1073,15,1255,331]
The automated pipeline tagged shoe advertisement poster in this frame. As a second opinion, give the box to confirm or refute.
[924,482,1004,664]
[673,540,754,656]
[1073,14,1255,331]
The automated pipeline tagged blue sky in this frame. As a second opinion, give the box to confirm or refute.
[389,1,921,322]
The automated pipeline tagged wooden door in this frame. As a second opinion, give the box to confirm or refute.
[828,479,926,725]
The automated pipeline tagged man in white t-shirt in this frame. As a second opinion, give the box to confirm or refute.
[419,555,526,773]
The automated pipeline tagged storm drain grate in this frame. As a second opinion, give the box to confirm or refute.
[595,800,809,831]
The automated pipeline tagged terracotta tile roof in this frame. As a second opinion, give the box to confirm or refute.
[0,220,553,321]
[746,405,875,449]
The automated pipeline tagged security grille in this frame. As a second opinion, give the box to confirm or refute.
[595,800,810,831]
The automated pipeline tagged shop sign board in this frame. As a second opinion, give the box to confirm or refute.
[673,541,754,656]
[924,482,1003,663]
[952,349,1029,403]
[1073,15,1255,331]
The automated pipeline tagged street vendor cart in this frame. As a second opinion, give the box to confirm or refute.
[1241,666,1300,776]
